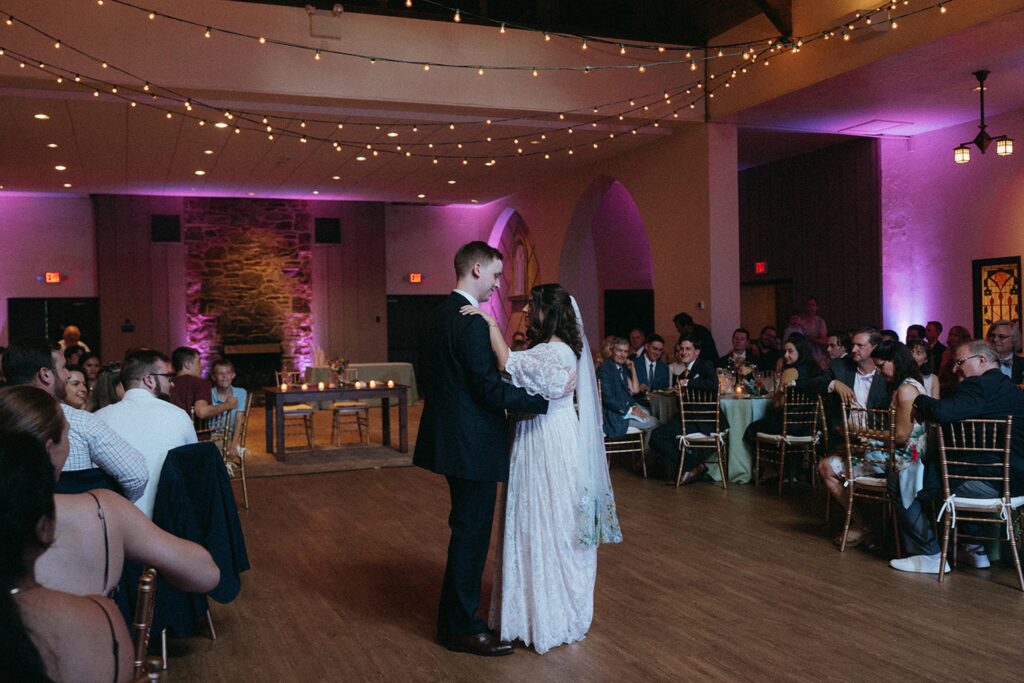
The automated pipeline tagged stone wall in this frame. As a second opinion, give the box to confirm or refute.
[184,198,313,369]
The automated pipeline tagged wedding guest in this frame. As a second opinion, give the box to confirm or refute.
[91,362,125,411]
[57,324,91,353]
[798,297,828,347]
[745,333,822,452]
[673,312,719,361]
[905,324,926,344]
[63,364,90,410]
[938,325,971,395]
[635,333,670,393]
[753,325,782,372]
[210,358,248,454]
[597,337,657,437]
[986,320,1024,384]
[170,346,236,420]
[925,320,946,372]
[908,339,941,399]
[0,432,133,683]
[716,328,753,370]
[781,313,805,342]
[826,331,852,361]
[64,344,85,367]
[628,328,647,359]
[79,352,101,392]
[0,385,219,599]
[880,329,900,342]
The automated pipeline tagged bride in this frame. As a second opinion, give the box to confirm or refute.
[461,283,621,654]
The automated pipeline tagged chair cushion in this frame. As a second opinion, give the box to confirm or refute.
[624,426,643,435]
[853,476,887,488]
[949,496,1024,511]
[283,403,314,413]
[755,432,817,445]
[332,401,369,409]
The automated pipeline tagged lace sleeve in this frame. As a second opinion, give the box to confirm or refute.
[504,343,577,400]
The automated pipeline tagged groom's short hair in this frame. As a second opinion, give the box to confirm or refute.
[454,241,503,278]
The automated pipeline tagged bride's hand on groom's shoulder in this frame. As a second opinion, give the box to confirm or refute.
[460,305,497,327]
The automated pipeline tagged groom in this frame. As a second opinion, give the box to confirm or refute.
[414,241,548,656]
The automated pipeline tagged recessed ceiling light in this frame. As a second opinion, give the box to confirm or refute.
[331,175,340,180]
[203,149,214,155]
[54,165,66,171]
[417,193,426,198]
[46,143,58,148]
[34,113,50,120]
[447,180,456,185]
[470,199,479,203]
[194,170,206,176]
[63,183,72,188]
[214,122,229,128]
[312,190,319,195]
[386,132,399,138]
[355,156,367,161]
[248,192,254,196]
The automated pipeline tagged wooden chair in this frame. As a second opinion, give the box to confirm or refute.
[274,370,314,450]
[836,403,901,555]
[223,392,253,509]
[597,380,647,478]
[132,659,164,682]
[192,408,230,454]
[331,400,370,446]
[754,386,822,494]
[676,388,728,489]
[936,417,1024,590]
[132,568,157,678]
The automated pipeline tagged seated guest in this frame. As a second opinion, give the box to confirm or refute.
[745,333,823,450]
[925,320,946,373]
[170,346,236,420]
[57,324,91,353]
[2,339,148,501]
[210,358,249,453]
[717,327,753,370]
[826,331,852,361]
[63,344,85,367]
[753,325,782,372]
[905,324,926,344]
[782,313,805,342]
[597,337,657,437]
[0,385,219,599]
[79,351,101,393]
[890,340,1024,574]
[628,328,647,359]
[647,335,720,483]
[880,329,900,342]
[673,311,719,361]
[91,362,124,411]
[63,364,90,410]
[0,432,133,683]
[986,319,1024,384]
[96,350,197,518]
[938,325,971,395]
[634,334,670,393]
[818,341,927,547]
[908,339,941,399]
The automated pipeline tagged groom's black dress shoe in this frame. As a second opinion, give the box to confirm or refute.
[442,632,515,656]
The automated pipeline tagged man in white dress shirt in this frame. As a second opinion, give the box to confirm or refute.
[97,349,197,517]
[2,338,148,501]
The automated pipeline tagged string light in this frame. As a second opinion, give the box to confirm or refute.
[453,9,460,23]
[203,27,211,38]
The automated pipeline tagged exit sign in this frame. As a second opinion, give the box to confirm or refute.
[44,271,63,284]
[754,261,767,275]
[408,273,423,284]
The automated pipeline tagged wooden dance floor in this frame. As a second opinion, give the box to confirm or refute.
[176,466,1024,681]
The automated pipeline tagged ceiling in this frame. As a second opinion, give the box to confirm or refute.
[0,2,1021,201]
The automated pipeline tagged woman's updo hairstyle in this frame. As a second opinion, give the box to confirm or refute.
[525,283,583,359]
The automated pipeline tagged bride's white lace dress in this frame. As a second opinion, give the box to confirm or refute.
[488,341,598,654]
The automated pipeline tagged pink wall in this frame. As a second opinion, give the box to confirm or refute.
[881,107,1024,338]
[0,195,97,346]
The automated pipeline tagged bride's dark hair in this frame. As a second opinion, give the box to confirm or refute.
[525,283,583,359]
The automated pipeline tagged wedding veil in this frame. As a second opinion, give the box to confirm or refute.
[570,295,623,546]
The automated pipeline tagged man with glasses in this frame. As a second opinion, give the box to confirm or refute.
[986,319,1024,385]
[635,333,670,394]
[889,339,1024,574]
[96,349,197,518]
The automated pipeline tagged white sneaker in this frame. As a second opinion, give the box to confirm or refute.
[960,544,991,569]
[889,554,951,574]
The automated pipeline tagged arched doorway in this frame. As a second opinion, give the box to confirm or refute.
[487,208,539,339]
[559,176,654,345]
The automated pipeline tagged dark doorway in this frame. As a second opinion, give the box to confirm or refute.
[740,279,794,335]
[386,295,448,366]
[604,289,654,339]
[7,298,101,357]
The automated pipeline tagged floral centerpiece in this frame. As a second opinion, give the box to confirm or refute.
[328,356,348,373]
[732,359,761,395]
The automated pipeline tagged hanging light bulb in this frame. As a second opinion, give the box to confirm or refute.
[453,9,461,23]
[953,144,970,164]
[996,137,1014,156]
[499,23,506,34]
[405,0,412,7]
[204,27,211,38]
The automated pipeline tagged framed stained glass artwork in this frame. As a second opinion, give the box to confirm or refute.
[972,257,1022,338]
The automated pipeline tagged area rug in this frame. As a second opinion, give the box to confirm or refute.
[243,446,413,478]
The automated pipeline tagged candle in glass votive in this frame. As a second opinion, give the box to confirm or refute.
[354,381,364,389]
[301,383,308,391]
[318,381,325,391]
[386,380,395,389]
[369,380,377,389]
[280,383,288,391]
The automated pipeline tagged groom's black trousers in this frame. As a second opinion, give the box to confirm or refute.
[438,476,497,638]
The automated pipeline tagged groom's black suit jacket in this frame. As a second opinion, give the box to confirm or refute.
[413,292,548,482]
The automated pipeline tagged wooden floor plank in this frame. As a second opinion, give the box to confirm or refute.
[172,466,1024,681]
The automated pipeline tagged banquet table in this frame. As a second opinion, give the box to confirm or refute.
[645,391,768,484]
[264,384,409,460]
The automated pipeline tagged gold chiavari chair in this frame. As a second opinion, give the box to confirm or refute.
[676,388,728,489]
[223,392,253,509]
[936,417,1024,590]
[132,568,157,677]
[597,380,647,478]
[754,386,822,494]
[331,401,370,446]
[837,403,900,554]
[274,370,314,450]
